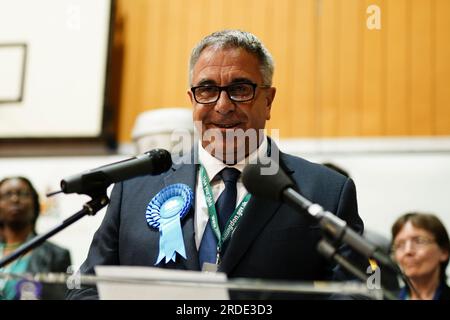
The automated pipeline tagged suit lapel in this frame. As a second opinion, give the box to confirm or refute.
[219,142,296,274]
[163,154,200,271]
[218,194,281,274]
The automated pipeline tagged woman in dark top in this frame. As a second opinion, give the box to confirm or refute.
[392,212,450,300]
[0,176,71,300]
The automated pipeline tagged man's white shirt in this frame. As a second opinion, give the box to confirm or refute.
[194,136,268,249]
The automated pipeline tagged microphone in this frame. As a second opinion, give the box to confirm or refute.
[242,162,400,274]
[60,149,172,195]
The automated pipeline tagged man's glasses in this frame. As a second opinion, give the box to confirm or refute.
[190,82,270,104]
[392,236,436,253]
[0,190,32,201]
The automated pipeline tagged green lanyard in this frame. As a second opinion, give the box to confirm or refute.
[199,165,251,264]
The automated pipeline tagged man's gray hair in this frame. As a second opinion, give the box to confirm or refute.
[189,30,275,86]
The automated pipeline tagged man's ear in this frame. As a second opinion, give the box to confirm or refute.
[265,87,276,120]
[266,87,276,107]
[187,89,194,104]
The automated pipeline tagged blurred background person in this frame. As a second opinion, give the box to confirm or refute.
[322,162,350,178]
[391,212,450,300]
[0,176,72,300]
[131,107,194,156]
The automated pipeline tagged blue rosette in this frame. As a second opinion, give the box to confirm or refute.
[146,183,193,264]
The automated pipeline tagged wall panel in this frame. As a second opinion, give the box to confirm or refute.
[114,0,450,142]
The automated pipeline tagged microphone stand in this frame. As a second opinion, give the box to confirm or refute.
[317,238,398,300]
[0,191,109,269]
[282,188,421,299]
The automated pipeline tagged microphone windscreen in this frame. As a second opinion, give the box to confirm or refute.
[242,162,295,201]
[145,149,172,174]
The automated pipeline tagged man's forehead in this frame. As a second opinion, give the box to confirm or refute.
[196,77,254,86]
[192,47,261,83]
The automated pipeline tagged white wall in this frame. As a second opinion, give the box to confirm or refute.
[298,153,450,235]
[1,137,450,270]
[279,137,450,239]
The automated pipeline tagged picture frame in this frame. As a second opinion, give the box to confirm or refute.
[0,0,117,156]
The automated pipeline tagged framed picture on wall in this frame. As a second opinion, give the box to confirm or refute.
[0,43,27,104]
[0,0,117,156]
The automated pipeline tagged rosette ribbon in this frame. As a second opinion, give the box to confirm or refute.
[146,183,193,264]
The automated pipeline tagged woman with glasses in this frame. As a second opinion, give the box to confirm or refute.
[391,212,450,300]
[0,176,71,300]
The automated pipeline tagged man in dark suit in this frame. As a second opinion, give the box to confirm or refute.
[66,29,364,300]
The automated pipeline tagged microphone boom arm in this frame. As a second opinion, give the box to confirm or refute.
[283,187,421,299]
[283,188,400,274]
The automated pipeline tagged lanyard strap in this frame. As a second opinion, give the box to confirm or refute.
[199,165,251,251]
